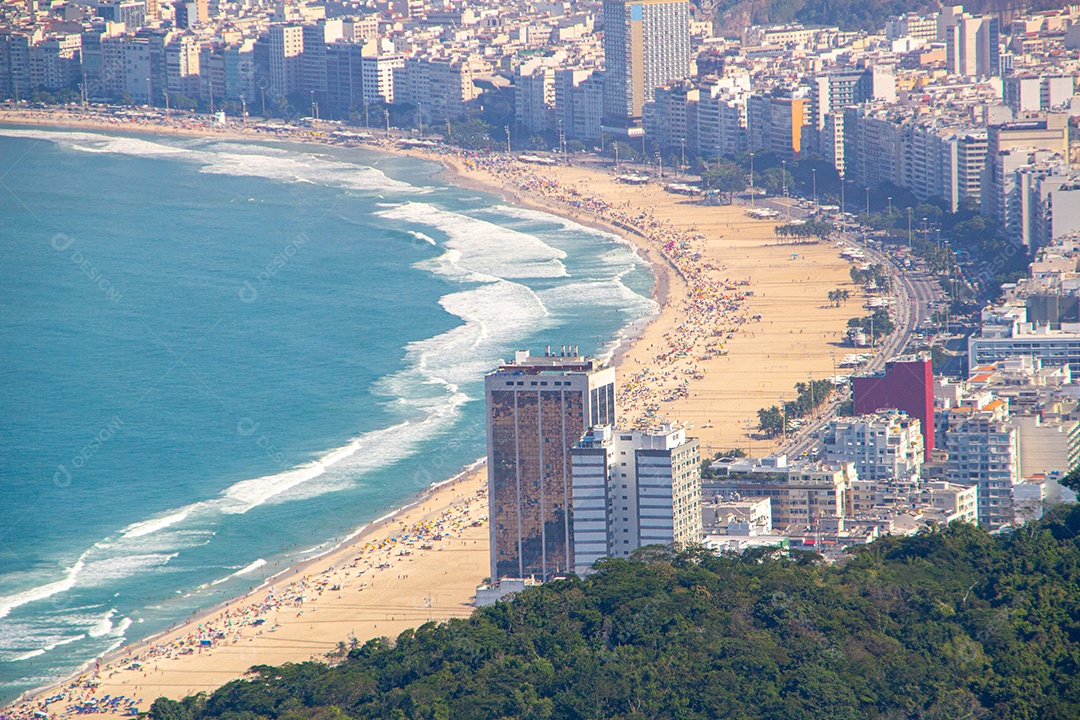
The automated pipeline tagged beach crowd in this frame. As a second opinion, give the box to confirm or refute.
[3,488,487,720]
[455,151,759,430]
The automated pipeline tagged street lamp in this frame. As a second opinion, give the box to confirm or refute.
[907,207,913,250]
[782,159,789,222]
[812,168,817,208]
[887,196,892,216]
[749,151,755,209]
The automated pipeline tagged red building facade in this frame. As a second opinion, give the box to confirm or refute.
[852,356,934,455]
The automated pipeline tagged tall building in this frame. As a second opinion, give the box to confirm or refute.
[809,66,895,138]
[982,118,1070,229]
[643,80,697,150]
[165,32,200,98]
[945,404,1020,531]
[268,23,303,99]
[173,0,208,28]
[223,40,255,102]
[843,104,904,190]
[570,425,701,575]
[852,355,935,455]
[601,0,690,130]
[360,51,404,105]
[486,350,616,581]
[1,33,33,100]
[29,34,82,92]
[302,19,343,102]
[325,41,364,116]
[99,0,147,30]
[516,66,555,133]
[101,35,152,102]
[693,87,746,160]
[944,13,999,77]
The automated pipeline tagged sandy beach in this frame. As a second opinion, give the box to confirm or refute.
[433,152,856,455]
[2,108,865,717]
[5,468,489,718]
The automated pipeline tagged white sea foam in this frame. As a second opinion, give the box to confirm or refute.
[0,558,86,620]
[0,625,88,663]
[408,231,437,246]
[44,634,86,650]
[112,617,132,638]
[235,558,267,577]
[120,510,191,539]
[538,276,658,316]
[199,150,418,195]
[480,204,618,236]
[79,553,178,588]
[375,280,552,400]
[0,129,420,196]
[88,609,116,638]
[376,202,568,280]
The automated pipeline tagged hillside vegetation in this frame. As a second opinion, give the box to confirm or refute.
[150,504,1080,720]
[705,0,1070,35]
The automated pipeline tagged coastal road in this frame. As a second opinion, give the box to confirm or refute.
[778,229,943,459]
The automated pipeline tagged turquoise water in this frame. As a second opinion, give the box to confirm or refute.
[0,128,655,700]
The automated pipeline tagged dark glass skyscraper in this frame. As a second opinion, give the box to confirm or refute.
[485,350,616,581]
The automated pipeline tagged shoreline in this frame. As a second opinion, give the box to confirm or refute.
[6,463,491,718]
[0,110,675,717]
[1,107,868,714]
[420,152,669,368]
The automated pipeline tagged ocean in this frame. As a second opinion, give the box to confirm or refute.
[0,127,656,701]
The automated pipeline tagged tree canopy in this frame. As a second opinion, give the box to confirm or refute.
[151,499,1080,720]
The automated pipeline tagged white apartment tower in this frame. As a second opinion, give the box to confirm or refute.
[946,406,1021,531]
[570,425,701,575]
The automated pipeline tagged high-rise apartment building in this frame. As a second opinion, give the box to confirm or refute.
[486,350,616,581]
[945,403,1021,531]
[268,23,303,99]
[301,19,343,100]
[704,455,854,529]
[101,35,151,102]
[981,118,1070,229]
[516,66,556,133]
[570,425,701,575]
[601,0,690,130]
[944,12,999,77]
[325,41,364,116]
[361,51,404,105]
[165,32,200,97]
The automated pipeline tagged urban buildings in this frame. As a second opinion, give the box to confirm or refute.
[945,402,1021,530]
[852,355,936,455]
[485,350,615,581]
[821,411,925,481]
[601,0,691,132]
[705,455,854,529]
[268,24,304,99]
[570,424,701,575]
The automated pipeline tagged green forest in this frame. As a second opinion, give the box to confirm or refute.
[150,502,1080,720]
